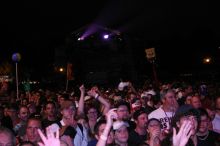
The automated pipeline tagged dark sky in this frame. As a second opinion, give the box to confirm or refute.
[1,1,220,80]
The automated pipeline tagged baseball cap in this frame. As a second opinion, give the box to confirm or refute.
[133,107,149,120]
[113,121,129,130]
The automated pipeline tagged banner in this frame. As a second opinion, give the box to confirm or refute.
[145,48,156,59]
[67,63,74,80]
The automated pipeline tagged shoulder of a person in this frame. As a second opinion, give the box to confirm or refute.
[209,130,220,137]
[148,107,163,116]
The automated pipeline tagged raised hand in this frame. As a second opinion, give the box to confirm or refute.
[79,84,85,94]
[172,120,193,146]
[106,108,118,126]
[37,127,60,146]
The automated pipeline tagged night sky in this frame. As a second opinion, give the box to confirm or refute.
[1,1,220,82]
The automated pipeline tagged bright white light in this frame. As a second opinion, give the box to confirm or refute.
[77,37,84,41]
[103,34,109,39]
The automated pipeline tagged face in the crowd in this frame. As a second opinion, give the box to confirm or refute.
[45,103,56,117]
[21,99,28,106]
[114,126,129,144]
[163,91,177,110]
[179,115,198,135]
[185,95,192,105]
[135,113,148,129]
[129,93,137,102]
[59,97,65,106]
[26,119,42,143]
[0,132,14,146]
[117,105,129,120]
[96,123,114,144]
[87,108,98,121]
[7,108,17,119]
[147,120,161,135]
[19,107,29,121]
[62,108,76,126]
[191,96,202,109]
[198,115,209,133]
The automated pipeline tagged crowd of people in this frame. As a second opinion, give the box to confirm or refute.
[0,80,220,146]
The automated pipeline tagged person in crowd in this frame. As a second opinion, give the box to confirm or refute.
[20,116,43,145]
[161,104,199,146]
[49,100,88,146]
[148,89,178,134]
[96,108,131,146]
[177,83,193,106]
[0,126,16,146]
[190,95,202,109]
[115,100,136,131]
[88,119,114,146]
[1,105,13,132]
[128,108,149,145]
[196,108,220,146]
[212,96,220,133]
[42,101,60,130]
[77,85,111,136]
[6,104,20,129]
[185,94,193,105]
[144,118,165,146]
[14,105,29,136]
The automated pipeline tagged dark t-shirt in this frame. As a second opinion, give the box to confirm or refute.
[128,130,147,146]
[42,118,60,130]
[197,130,220,146]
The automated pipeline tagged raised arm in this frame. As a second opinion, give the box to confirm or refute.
[87,87,111,115]
[96,108,117,146]
[77,84,85,116]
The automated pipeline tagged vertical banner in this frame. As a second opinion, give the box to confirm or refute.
[145,48,156,60]
[67,63,74,80]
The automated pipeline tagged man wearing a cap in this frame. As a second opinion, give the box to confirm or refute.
[148,89,178,133]
[128,108,149,146]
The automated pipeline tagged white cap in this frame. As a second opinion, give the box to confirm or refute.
[113,121,129,130]
[141,90,156,98]
[118,82,129,91]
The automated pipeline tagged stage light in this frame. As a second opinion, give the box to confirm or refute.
[103,34,109,39]
[77,37,84,41]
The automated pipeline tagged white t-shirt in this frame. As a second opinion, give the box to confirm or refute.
[148,107,174,130]
[212,113,220,133]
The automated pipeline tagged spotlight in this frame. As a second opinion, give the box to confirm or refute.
[77,37,84,41]
[103,34,109,39]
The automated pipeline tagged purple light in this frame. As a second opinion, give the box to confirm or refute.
[103,34,109,39]
[77,37,84,41]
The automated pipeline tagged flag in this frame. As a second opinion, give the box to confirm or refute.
[67,63,74,80]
